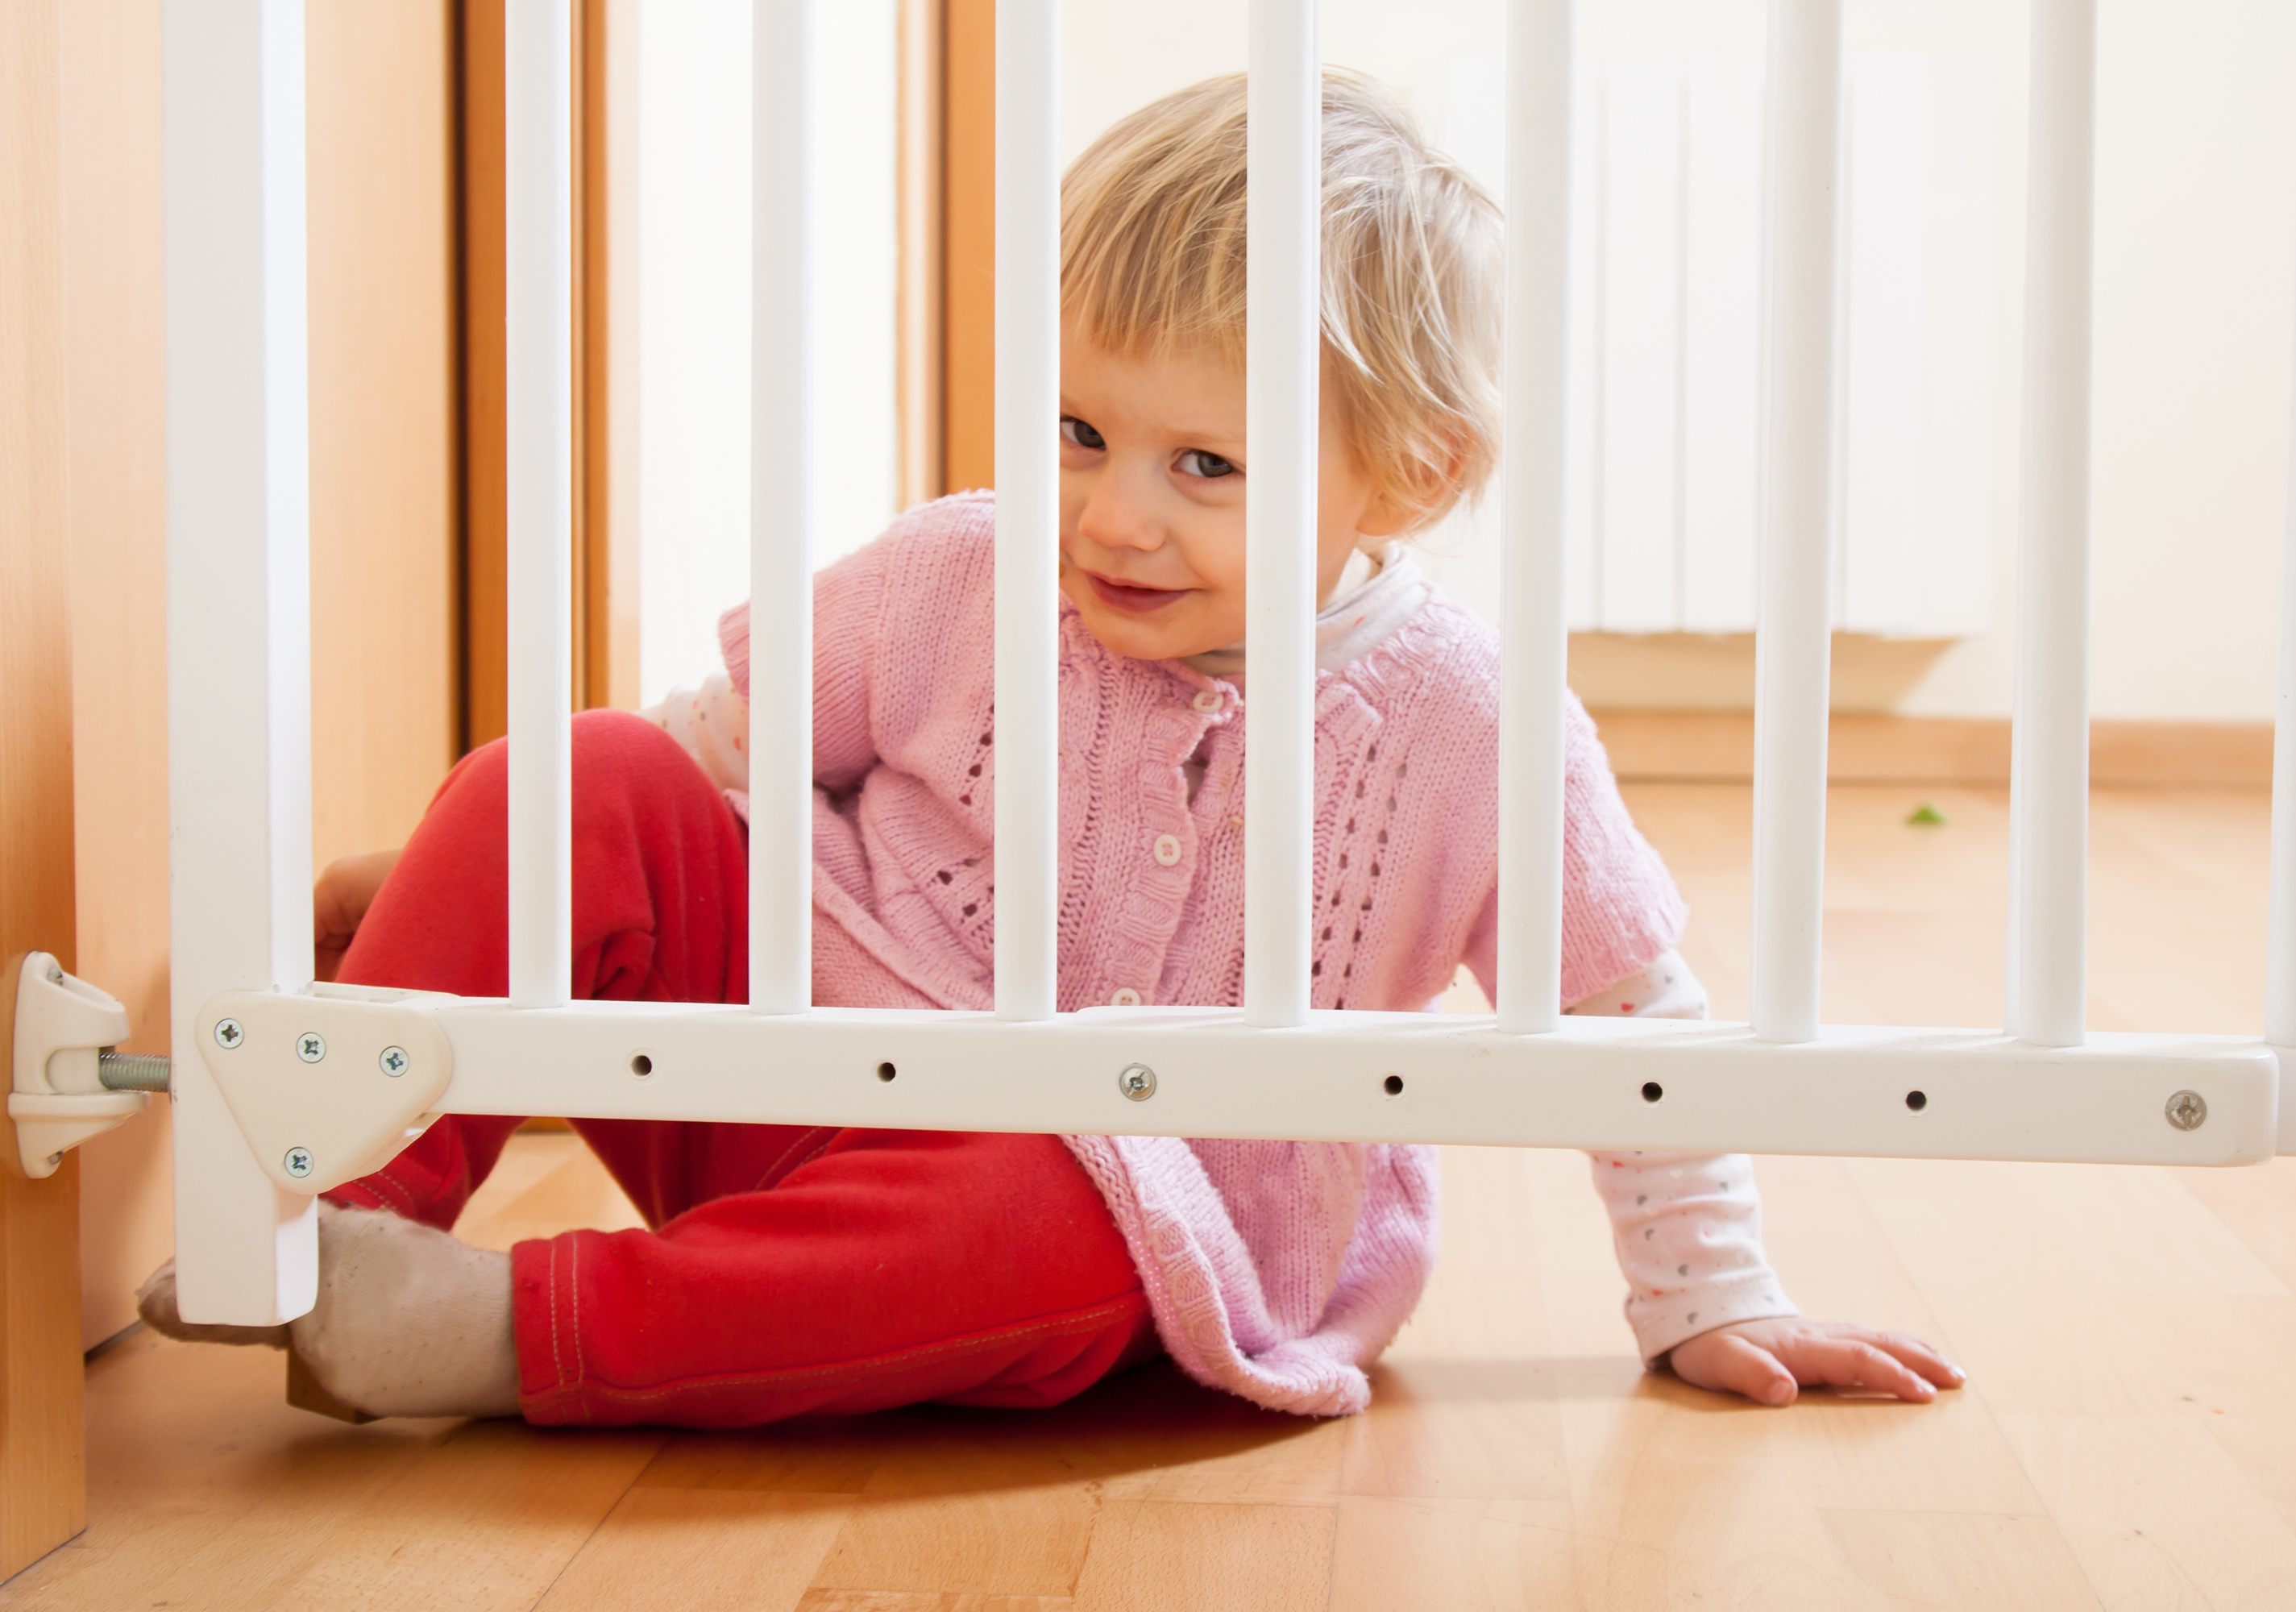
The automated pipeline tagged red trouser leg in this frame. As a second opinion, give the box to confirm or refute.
[332,710,1153,1427]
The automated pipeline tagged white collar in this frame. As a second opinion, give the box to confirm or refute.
[1181,542,1428,689]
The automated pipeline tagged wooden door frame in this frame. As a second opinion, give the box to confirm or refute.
[920,0,994,500]
[0,0,93,1574]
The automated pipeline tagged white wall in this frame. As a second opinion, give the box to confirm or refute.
[1911,0,2296,722]
[1061,0,2296,721]
[637,1,899,707]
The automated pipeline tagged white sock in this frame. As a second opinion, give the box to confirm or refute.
[135,1263,289,1349]
[287,1202,521,1419]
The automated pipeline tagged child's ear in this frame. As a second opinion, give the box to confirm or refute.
[1355,487,1424,538]
[1357,434,1470,537]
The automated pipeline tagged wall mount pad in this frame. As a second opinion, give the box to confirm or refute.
[9,952,147,1180]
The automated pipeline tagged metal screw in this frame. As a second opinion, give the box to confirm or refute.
[2165,1090,2208,1132]
[1118,1062,1157,1102]
[297,1032,326,1065]
[283,1148,313,1179]
[379,1045,409,1078]
[214,1018,244,1050]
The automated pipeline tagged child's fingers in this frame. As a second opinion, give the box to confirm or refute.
[1854,1328,1966,1390]
[1717,1334,1799,1406]
[1777,1333,1938,1402]
[1674,1332,1798,1406]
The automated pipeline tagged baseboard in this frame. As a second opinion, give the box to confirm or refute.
[1589,710,2274,788]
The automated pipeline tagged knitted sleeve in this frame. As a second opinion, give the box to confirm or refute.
[716,520,895,795]
[1455,696,1688,1012]
[1555,696,1689,1004]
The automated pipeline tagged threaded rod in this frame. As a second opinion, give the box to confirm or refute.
[97,1053,172,1093]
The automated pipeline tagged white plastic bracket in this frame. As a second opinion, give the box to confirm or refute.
[9,952,149,1180]
[195,983,454,1194]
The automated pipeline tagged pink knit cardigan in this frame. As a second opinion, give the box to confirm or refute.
[719,493,1700,1415]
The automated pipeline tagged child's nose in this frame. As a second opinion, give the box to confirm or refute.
[1074,476,1163,554]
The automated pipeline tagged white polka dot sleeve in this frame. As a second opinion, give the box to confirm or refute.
[641,671,753,810]
[1567,953,1800,1363]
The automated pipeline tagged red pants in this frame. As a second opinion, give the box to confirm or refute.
[332,711,1156,1427]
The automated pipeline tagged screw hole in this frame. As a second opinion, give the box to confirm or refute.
[1905,1090,1928,1111]
[1641,1082,1663,1103]
[629,1053,653,1078]
[877,1062,897,1082]
[1382,1074,1404,1096]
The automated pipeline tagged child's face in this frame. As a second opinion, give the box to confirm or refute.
[1057,322,1414,663]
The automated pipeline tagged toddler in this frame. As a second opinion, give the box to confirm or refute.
[142,72,1960,1424]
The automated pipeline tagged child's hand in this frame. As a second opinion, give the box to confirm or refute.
[314,849,402,983]
[1667,1318,1964,1406]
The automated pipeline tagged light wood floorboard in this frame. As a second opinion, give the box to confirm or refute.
[8,784,2296,1607]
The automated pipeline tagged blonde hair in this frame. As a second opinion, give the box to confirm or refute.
[1061,71,1502,533]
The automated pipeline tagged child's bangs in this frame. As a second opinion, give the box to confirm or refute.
[1061,95,1250,368]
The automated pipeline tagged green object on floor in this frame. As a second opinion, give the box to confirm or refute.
[1908,802,1946,827]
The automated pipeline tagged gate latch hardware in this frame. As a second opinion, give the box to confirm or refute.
[9,953,152,1179]
[197,985,454,1194]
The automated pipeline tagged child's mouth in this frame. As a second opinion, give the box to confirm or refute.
[1084,571,1190,614]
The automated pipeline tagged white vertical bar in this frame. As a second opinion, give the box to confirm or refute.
[1244,0,1319,1029]
[2006,0,2095,1049]
[752,0,813,1015]
[2272,314,2296,1148]
[164,0,319,1324]
[1749,0,1844,1045]
[1497,0,1575,1035]
[505,0,574,1010]
[994,0,1059,1020]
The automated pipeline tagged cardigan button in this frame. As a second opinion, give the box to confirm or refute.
[1152,833,1183,866]
[1191,690,1224,713]
[1110,987,1144,1008]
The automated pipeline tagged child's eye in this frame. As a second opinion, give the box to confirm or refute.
[1061,416,1106,451]
[1175,449,1237,480]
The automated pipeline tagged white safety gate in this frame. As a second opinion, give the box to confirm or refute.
[139,0,2296,1327]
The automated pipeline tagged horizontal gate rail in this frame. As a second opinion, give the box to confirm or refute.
[195,992,2277,1167]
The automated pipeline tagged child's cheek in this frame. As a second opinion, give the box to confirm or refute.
[1186,582,1247,651]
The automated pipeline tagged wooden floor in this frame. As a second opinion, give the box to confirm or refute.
[10,783,2296,1609]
